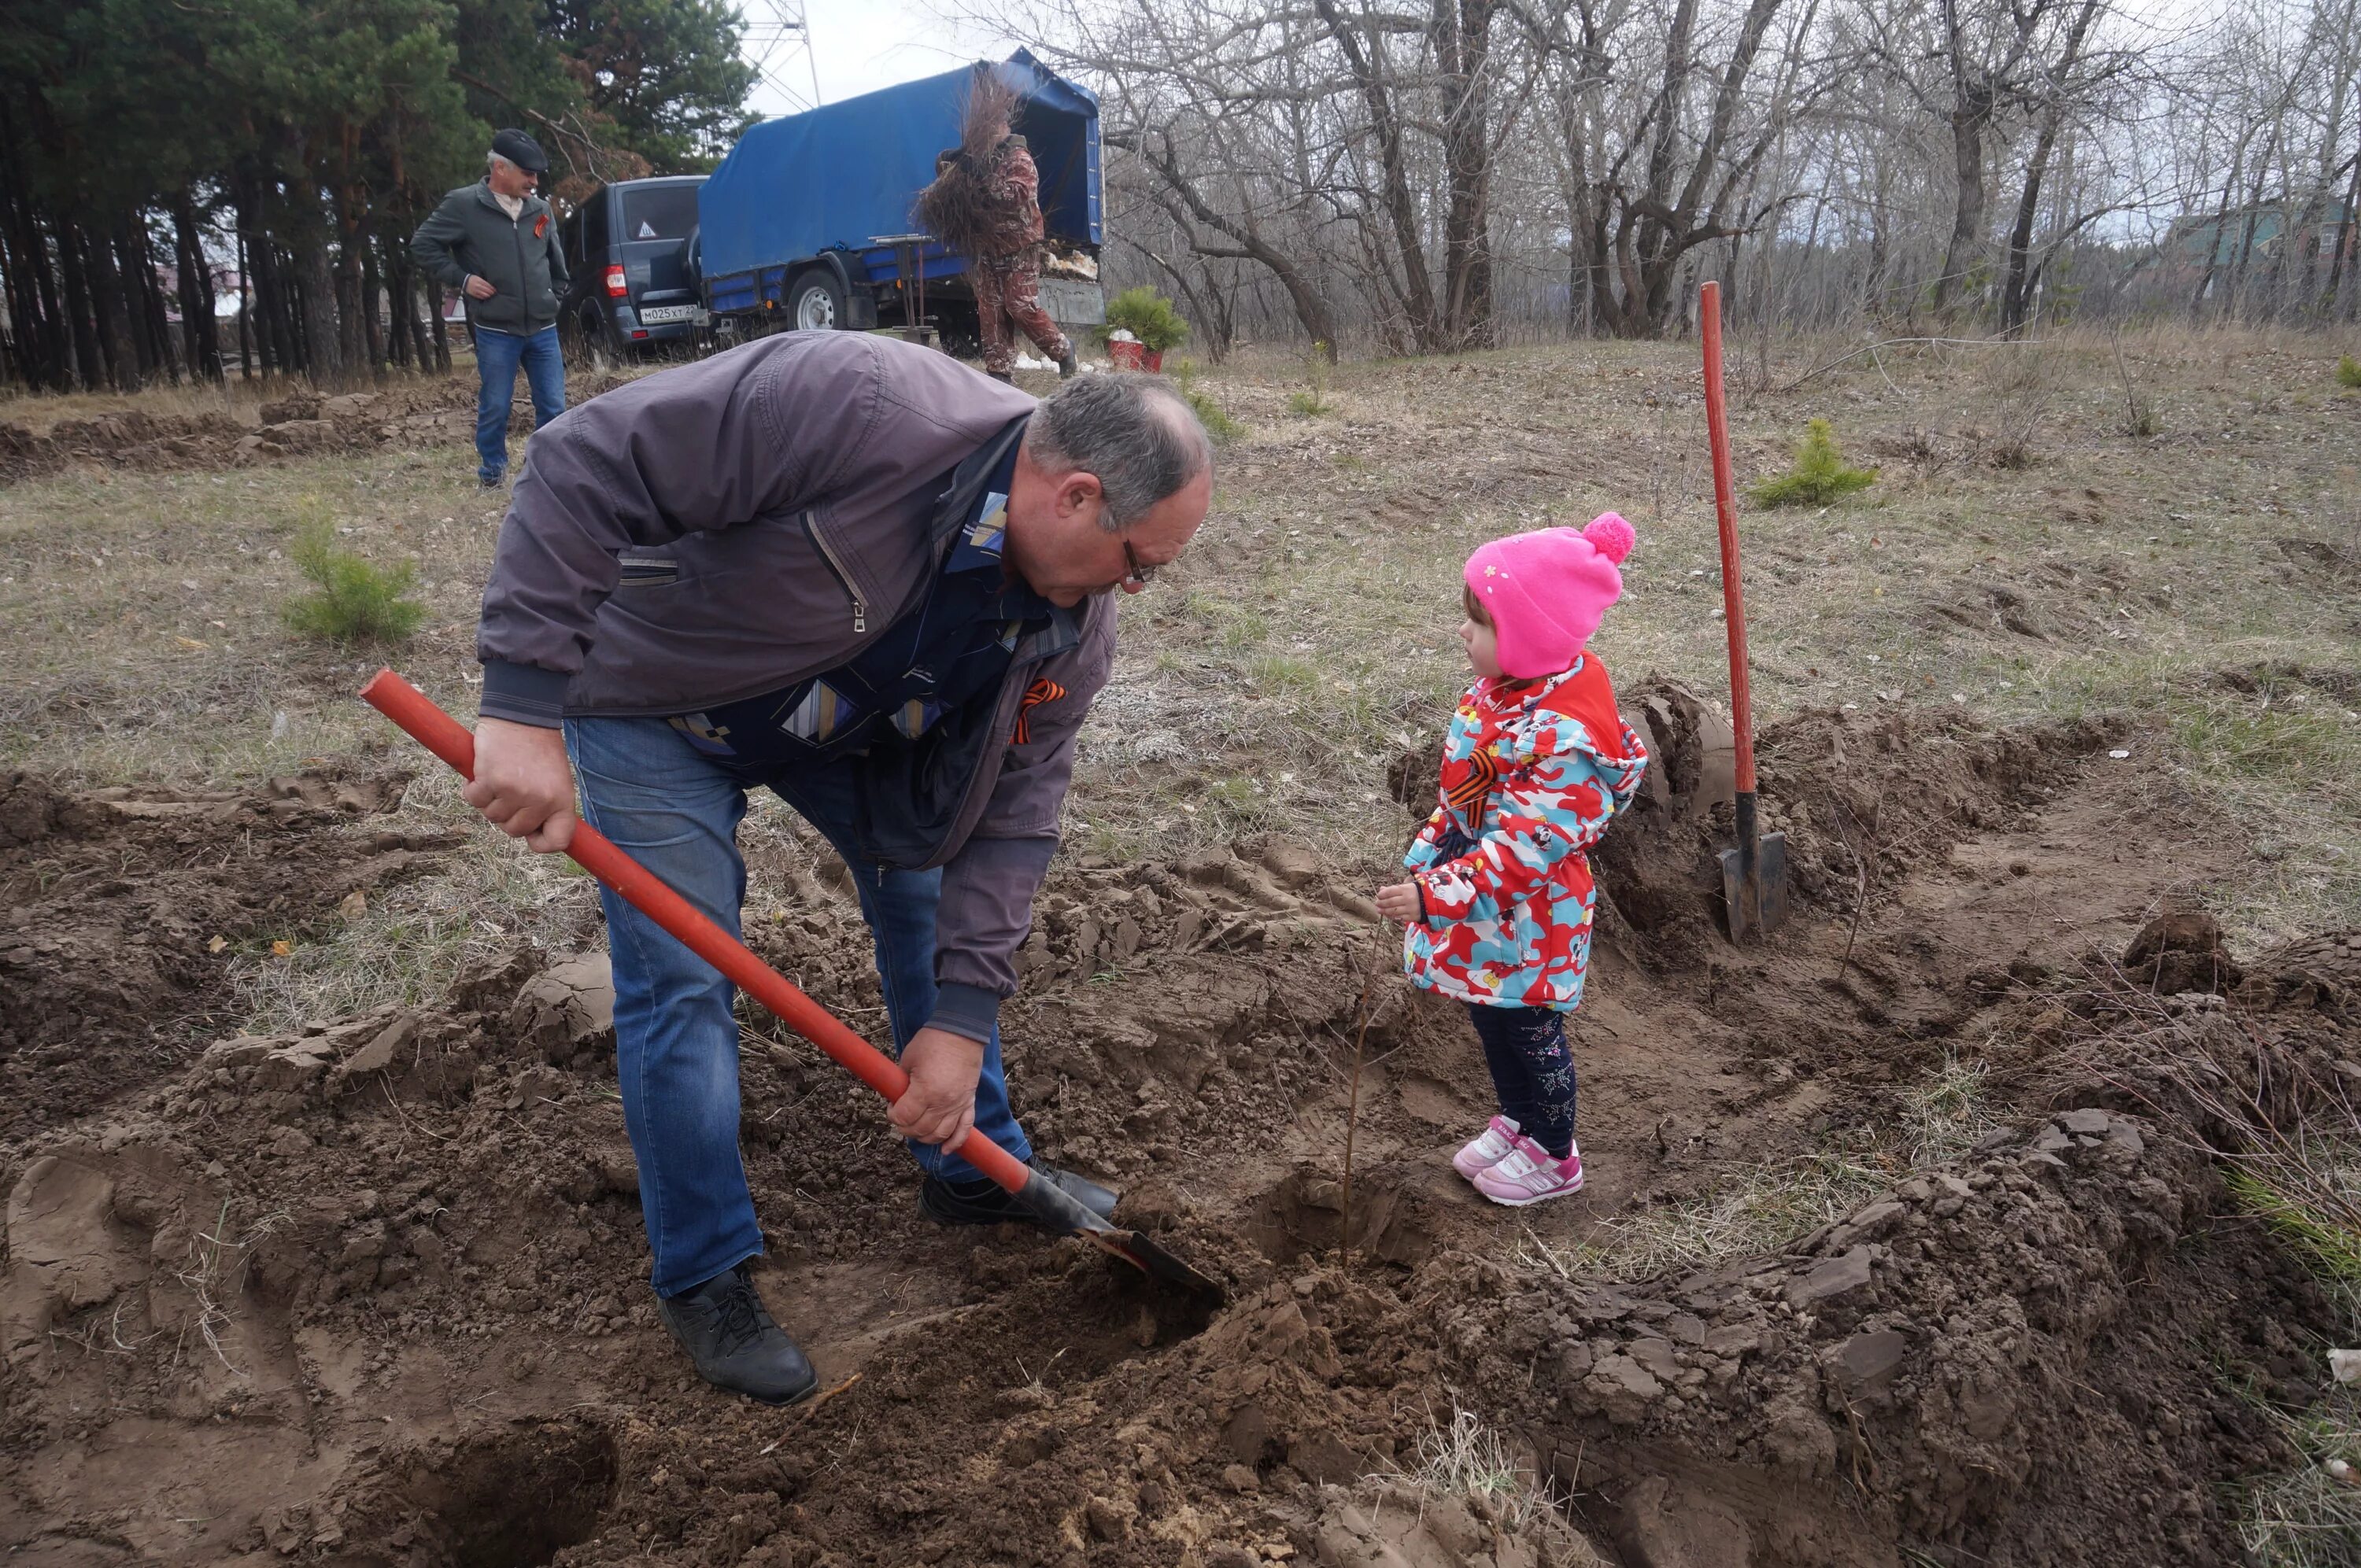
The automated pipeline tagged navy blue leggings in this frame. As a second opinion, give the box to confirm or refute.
[1466,1005,1576,1159]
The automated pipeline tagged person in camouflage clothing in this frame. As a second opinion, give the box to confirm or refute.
[920,74,1078,384]
[966,135,1076,382]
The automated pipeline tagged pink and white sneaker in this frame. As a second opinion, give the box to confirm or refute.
[1452,1116,1524,1181]
[1471,1134,1584,1207]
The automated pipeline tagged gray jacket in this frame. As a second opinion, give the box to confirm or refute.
[476,331,1118,1039]
[412,180,569,336]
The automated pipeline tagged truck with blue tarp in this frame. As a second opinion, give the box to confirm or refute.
[697,50,1105,343]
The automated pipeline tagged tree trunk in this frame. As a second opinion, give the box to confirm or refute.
[357,238,382,374]
[1935,90,1992,314]
[0,102,68,389]
[2224,126,2282,318]
[2000,114,2065,334]
[56,218,102,389]
[2328,151,2361,319]
[383,241,412,370]
[1312,0,1442,351]
[335,235,368,376]
[266,245,297,374]
[171,192,223,382]
[405,248,438,371]
[2189,149,2245,317]
[85,221,139,389]
[123,220,176,383]
[233,227,251,378]
[2000,0,2104,334]
[1435,0,1500,349]
[293,234,341,382]
[250,238,282,374]
[423,274,450,371]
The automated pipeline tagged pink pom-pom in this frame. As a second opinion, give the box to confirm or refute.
[1583,511,1635,564]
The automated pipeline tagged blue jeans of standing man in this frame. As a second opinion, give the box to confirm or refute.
[473,324,565,482]
[564,715,1033,1298]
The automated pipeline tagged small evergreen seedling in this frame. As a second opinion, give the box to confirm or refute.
[1097,286,1188,354]
[283,503,427,645]
[1748,418,1879,508]
[2337,355,2361,389]
[1171,359,1243,443]
[1287,341,1335,416]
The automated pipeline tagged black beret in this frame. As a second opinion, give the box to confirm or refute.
[490,128,549,174]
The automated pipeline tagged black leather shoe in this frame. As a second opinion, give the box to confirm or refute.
[919,1163,1118,1230]
[1056,350,1077,379]
[656,1262,817,1405]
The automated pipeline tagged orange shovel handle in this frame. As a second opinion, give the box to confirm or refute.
[1698,279,1757,796]
[357,669,1031,1198]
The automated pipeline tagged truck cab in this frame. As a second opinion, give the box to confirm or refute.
[697,51,1104,350]
[556,175,708,363]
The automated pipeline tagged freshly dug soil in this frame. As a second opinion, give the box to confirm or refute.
[0,368,647,484]
[2,702,2351,1566]
[0,770,449,1140]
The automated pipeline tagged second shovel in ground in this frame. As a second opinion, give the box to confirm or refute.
[1697,279,1789,941]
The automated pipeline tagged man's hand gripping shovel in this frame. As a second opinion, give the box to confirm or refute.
[360,670,1221,1300]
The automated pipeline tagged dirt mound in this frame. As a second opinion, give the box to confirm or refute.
[0,369,649,485]
[2,732,2352,1566]
[0,408,253,482]
[0,770,448,1138]
[1393,679,2120,971]
[1432,1100,2327,1566]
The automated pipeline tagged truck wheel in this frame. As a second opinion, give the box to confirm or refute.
[789,270,848,332]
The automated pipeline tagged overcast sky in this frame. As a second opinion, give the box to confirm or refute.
[741,1,1023,116]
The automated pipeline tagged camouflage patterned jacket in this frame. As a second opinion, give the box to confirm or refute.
[975,138,1046,260]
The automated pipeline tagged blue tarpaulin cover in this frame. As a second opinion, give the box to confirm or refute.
[699,50,1100,288]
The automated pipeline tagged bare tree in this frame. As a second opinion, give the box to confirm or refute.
[967,0,2361,349]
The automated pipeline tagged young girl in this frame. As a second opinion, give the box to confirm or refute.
[1375,515,1649,1206]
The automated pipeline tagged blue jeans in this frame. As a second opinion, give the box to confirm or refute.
[565,715,1032,1297]
[474,324,565,481]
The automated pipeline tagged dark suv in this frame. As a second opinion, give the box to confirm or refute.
[556,175,708,363]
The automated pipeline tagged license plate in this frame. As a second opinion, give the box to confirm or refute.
[638,304,699,324]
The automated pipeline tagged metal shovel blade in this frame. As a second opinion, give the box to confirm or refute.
[1011,1164,1225,1298]
[1719,829,1790,942]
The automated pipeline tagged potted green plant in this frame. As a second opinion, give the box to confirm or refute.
[1099,286,1188,371]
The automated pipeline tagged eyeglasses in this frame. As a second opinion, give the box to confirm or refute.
[1121,537,1158,588]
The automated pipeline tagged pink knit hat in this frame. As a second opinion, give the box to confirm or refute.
[1463,513,1635,679]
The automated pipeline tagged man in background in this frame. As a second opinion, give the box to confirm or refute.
[413,129,569,487]
[919,76,1077,384]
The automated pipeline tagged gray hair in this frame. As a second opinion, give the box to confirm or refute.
[486,152,519,175]
[1025,372,1212,532]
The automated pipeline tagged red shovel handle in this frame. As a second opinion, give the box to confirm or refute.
[358,669,1032,1198]
[1698,279,1757,796]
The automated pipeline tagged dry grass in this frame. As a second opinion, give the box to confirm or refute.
[0,377,281,436]
[0,445,508,784]
[229,768,604,1030]
[2242,1388,2361,1568]
[1520,1053,1997,1284]
[1518,1149,1893,1284]
[1364,1403,1605,1566]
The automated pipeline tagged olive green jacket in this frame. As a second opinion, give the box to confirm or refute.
[411,180,569,335]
